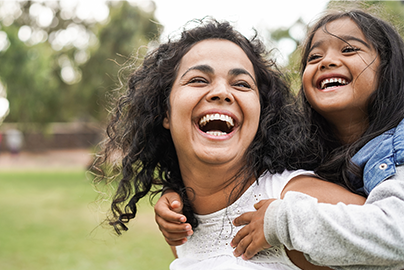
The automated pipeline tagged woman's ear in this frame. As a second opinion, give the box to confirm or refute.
[163,113,170,129]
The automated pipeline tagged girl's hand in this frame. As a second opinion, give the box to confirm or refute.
[231,199,275,259]
[154,190,193,246]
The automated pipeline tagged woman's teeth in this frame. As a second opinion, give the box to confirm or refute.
[206,131,227,136]
[199,114,234,129]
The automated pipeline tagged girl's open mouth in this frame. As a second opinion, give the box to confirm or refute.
[318,77,350,90]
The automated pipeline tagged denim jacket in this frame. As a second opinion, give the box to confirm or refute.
[351,118,404,195]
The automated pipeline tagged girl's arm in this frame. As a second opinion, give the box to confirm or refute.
[280,175,366,205]
[280,175,365,270]
[232,175,365,269]
[264,166,404,269]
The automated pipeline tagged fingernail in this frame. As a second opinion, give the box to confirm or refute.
[185,225,191,231]
[180,216,186,223]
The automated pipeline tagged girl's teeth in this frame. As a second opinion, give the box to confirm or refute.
[320,78,348,89]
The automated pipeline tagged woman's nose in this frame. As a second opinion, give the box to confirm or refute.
[207,83,234,103]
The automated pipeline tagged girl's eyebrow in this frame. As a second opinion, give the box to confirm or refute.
[309,34,371,53]
[181,65,257,85]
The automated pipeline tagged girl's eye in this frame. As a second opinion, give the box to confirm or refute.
[342,46,360,53]
[307,54,321,63]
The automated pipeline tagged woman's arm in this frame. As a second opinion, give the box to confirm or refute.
[154,190,193,246]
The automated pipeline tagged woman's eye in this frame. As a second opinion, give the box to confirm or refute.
[234,81,251,89]
[342,46,360,53]
[307,54,321,62]
[187,77,208,84]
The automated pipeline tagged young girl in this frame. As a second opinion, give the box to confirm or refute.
[230,9,404,268]
[156,10,404,269]
[96,19,364,269]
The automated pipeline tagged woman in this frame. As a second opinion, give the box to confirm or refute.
[95,19,363,269]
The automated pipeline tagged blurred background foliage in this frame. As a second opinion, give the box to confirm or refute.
[0,0,404,130]
[0,0,160,128]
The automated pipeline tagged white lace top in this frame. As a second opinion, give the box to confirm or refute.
[170,169,314,270]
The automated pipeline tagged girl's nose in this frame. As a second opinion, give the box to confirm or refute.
[319,53,341,70]
[320,62,338,70]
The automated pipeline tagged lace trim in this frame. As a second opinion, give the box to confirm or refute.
[177,180,288,263]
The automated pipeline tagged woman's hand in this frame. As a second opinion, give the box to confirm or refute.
[154,190,193,246]
[231,199,274,259]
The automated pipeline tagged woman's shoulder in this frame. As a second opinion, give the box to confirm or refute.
[258,169,316,199]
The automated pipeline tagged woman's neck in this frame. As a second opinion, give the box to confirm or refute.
[179,162,253,215]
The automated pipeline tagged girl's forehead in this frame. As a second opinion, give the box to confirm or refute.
[308,17,377,54]
[313,17,365,42]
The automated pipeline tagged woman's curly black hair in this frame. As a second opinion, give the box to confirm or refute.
[95,18,318,234]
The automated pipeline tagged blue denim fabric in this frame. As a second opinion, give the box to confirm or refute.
[351,119,404,195]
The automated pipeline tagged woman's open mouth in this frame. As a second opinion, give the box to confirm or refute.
[198,113,235,136]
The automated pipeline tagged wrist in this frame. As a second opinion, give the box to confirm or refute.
[263,199,282,246]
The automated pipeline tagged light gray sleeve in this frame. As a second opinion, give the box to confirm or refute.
[264,166,404,269]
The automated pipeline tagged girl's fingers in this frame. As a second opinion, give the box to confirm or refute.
[230,225,249,250]
[233,232,251,258]
[233,212,254,226]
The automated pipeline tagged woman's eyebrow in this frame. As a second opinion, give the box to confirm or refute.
[180,65,257,85]
[229,68,257,85]
[180,65,214,79]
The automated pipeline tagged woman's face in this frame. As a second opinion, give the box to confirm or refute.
[163,39,260,172]
[302,18,380,125]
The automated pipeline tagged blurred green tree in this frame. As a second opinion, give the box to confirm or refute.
[0,1,160,128]
[74,1,161,123]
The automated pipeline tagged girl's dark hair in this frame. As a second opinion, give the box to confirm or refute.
[96,18,317,234]
[299,10,404,190]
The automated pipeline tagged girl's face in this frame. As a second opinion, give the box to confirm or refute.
[163,39,260,173]
[302,18,380,125]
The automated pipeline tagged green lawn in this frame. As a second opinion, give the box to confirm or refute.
[0,171,174,270]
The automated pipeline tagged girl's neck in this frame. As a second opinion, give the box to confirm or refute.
[329,114,369,145]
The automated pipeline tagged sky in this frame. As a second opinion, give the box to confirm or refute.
[151,0,329,38]
[147,0,330,63]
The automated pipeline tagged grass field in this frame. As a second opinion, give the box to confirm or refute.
[0,170,174,270]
